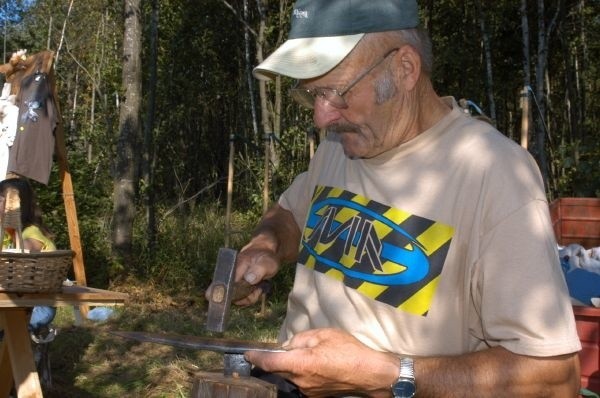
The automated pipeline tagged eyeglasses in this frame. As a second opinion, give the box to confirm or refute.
[289,48,399,109]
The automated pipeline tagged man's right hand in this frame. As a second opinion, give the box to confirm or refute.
[205,204,301,306]
[230,242,281,306]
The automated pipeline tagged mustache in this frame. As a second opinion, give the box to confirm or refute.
[327,123,361,134]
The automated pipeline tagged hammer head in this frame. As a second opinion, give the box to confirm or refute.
[206,247,239,333]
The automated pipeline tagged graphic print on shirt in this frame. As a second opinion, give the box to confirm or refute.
[299,186,454,316]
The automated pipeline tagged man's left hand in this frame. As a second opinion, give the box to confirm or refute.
[245,328,399,397]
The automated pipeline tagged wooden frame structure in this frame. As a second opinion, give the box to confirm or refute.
[0,51,88,313]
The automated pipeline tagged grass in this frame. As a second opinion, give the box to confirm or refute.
[35,205,293,397]
[42,278,289,397]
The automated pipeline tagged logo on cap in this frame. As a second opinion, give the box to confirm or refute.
[293,8,309,19]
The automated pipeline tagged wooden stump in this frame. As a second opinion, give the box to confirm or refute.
[191,371,277,398]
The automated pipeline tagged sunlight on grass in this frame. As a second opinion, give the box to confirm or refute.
[38,207,295,396]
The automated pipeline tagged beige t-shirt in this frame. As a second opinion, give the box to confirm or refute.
[278,97,581,358]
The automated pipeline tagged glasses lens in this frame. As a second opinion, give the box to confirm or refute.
[289,87,347,109]
[290,88,315,109]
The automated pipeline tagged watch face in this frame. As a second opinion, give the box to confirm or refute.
[392,380,416,398]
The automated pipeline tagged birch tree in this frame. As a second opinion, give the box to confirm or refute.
[112,0,142,262]
[476,0,496,122]
[142,0,159,253]
[533,0,561,189]
[520,0,532,148]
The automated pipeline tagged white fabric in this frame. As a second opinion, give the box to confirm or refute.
[0,83,18,180]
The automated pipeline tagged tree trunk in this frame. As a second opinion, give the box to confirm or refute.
[112,0,142,263]
[46,15,52,51]
[476,1,496,122]
[255,1,272,214]
[143,0,159,254]
[576,0,587,144]
[559,32,579,144]
[519,0,532,147]
[244,0,259,140]
[54,0,74,69]
[520,0,531,86]
[534,0,548,179]
[534,0,561,191]
[70,67,79,135]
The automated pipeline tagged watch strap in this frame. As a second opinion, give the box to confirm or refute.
[391,357,416,398]
[399,357,415,380]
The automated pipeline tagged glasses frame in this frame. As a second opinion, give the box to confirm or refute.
[290,47,399,109]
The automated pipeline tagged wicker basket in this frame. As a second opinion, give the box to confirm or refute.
[0,249,74,293]
[0,184,74,293]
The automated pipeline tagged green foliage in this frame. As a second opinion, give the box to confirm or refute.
[553,140,600,198]
[131,203,255,290]
[1,0,598,292]
[36,150,115,288]
[1,1,597,393]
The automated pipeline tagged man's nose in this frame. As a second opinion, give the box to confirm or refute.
[313,97,342,129]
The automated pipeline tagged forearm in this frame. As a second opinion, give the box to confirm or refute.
[246,203,301,263]
[411,347,580,398]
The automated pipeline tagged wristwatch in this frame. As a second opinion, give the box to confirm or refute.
[391,357,416,398]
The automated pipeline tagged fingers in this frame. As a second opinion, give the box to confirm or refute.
[235,248,279,283]
[206,244,280,306]
[282,328,333,350]
[232,285,264,306]
[245,349,292,374]
[205,279,264,306]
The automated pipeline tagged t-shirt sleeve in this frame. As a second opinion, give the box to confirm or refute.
[278,171,310,231]
[474,199,581,356]
[22,225,56,251]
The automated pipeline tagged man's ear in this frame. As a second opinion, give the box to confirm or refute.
[393,44,421,91]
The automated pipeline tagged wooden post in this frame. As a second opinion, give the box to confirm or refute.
[0,315,14,397]
[2,310,43,398]
[224,134,235,248]
[191,372,277,398]
[520,86,530,149]
[47,56,89,317]
[262,133,270,214]
[0,340,13,397]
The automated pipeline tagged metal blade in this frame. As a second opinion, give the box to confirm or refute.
[110,330,285,354]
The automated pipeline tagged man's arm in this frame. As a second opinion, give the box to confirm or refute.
[242,203,301,264]
[415,345,580,397]
[245,328,581,398]
[231,203,301,305]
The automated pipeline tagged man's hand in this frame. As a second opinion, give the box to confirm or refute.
[231,242,281,306]
[205,204,301,306]
[245,328,399,397]
[246,328,581,398]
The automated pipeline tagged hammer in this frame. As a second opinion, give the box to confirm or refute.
[206,247,270,333]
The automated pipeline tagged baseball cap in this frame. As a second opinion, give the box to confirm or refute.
[253,0,419,81]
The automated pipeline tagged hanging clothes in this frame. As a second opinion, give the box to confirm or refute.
[0,83,18,180]
[7,72,57,185]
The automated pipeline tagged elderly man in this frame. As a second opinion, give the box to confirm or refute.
[231,1,581,396]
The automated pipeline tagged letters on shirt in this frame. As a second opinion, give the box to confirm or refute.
[299,186,454,316]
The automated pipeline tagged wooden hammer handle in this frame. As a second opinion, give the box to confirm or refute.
[232,279,270,302]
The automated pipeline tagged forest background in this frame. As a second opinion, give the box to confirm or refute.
[0,0,599,396]
[1,0,598,288]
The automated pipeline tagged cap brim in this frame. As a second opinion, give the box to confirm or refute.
[253,33,364,81]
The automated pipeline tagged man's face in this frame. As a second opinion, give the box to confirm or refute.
[300,44,419,159]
